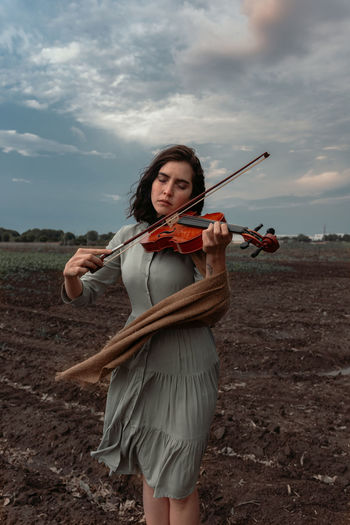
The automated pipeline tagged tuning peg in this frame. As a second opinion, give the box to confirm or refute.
[240,223,263,250]
[251,246,263,258]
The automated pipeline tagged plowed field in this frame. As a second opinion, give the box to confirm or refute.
[1,243,349,524]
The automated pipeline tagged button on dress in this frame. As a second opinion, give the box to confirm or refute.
[64,223,219,499]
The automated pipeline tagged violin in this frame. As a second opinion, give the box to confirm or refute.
[141,212,279,258]
[90,152,279,272]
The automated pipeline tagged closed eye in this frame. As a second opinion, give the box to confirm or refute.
[157,174,168,183]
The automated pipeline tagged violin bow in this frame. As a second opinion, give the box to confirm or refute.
[95,152,271,268]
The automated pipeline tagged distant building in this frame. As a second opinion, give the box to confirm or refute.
[311,233,324,241]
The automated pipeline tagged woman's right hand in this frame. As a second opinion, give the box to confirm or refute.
[63,248,113,278]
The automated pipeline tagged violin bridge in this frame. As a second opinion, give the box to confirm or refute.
[166,213,179,228]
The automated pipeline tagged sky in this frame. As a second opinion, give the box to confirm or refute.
[1,0,349,237]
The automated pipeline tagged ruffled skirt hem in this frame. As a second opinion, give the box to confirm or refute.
[91,421,208,499]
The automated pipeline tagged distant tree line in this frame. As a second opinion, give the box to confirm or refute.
[0,227,114,245]
[323,233,350,242]
[280,233,350,242]
[1,228,349,245]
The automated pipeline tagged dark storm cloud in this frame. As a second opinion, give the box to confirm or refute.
[175,0,350,89]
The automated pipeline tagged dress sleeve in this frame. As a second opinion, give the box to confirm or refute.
[61,226,127,307]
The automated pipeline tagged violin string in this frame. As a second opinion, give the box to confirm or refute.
[99,156,266,268]
[101,231,152,266]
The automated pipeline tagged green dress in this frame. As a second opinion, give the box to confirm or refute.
[64,223,219,499]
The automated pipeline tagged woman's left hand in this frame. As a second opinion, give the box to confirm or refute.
[202,221,232,255]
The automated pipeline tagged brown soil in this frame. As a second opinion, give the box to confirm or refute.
[1,260,350,524]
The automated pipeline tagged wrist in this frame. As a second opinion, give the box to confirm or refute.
[64,273,79,280]
[64,275,83,300]
[205,251,226,264]
[205,252,227,276]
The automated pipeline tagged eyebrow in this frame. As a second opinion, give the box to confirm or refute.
[158,171,191,185]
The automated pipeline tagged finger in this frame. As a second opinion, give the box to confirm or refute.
[75,266,91,276]
[92,248,113,254]
[69,255,103,271]
[210,222,232,246]
[204,223,214,233]
[220,222,229,234]
[221,224,232,242]
[64,265,90,278]
[202,225,214,243]
[213,221,223,236]
[78,248,113,255]
[210,221,226,241]
[85,254,106,268]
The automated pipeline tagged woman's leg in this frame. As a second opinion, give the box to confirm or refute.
[169,488,200,525]
[143,477,170,525]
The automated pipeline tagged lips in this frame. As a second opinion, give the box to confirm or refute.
[158,200,172,206]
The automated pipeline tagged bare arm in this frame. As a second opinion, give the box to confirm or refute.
[63,248,112,300]
[202,222,232,277]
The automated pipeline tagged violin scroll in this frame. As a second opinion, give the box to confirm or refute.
[240,225,279,258]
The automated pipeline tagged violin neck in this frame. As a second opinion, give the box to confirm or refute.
[177,215,247,234]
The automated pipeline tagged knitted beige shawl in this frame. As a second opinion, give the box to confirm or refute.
[56,253,230,385]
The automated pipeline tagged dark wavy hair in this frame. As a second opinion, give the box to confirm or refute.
[128,145,205,224]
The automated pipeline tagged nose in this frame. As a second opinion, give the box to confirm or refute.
[163,181,174,196]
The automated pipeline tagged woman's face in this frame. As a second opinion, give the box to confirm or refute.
[151,161,194,217]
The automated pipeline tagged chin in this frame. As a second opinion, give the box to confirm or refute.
[156,206,171,215]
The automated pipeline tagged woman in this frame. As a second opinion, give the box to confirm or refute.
[62,145,232,525]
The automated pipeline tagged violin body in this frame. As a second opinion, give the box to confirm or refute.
[141,212,225,254]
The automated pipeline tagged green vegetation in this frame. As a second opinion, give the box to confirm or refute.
[227,239,350,262]
[226,259,293,273]
[0,251,72,278]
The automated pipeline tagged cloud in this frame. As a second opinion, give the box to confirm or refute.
[12,177,31,183]
[204,165,350,207]
[246,200,302,211]
[295,169,350,194]
[0,0,349,208]
[23,99,49,110]
[0,130,114,158]
[103,194,122,202]
[0,25,32,54]
[0,0,348,154]
[310,194,350,205]
[31,42,81,65]
[71,127,87,142]
[175,0,350,88]
[79,92,312,146]
[323,145,349,151]
[204,159,228,180]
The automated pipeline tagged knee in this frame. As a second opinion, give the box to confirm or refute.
[169,489,197,508]
[170,495,190,507]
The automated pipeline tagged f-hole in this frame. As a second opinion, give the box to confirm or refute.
[157,228,175,238]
